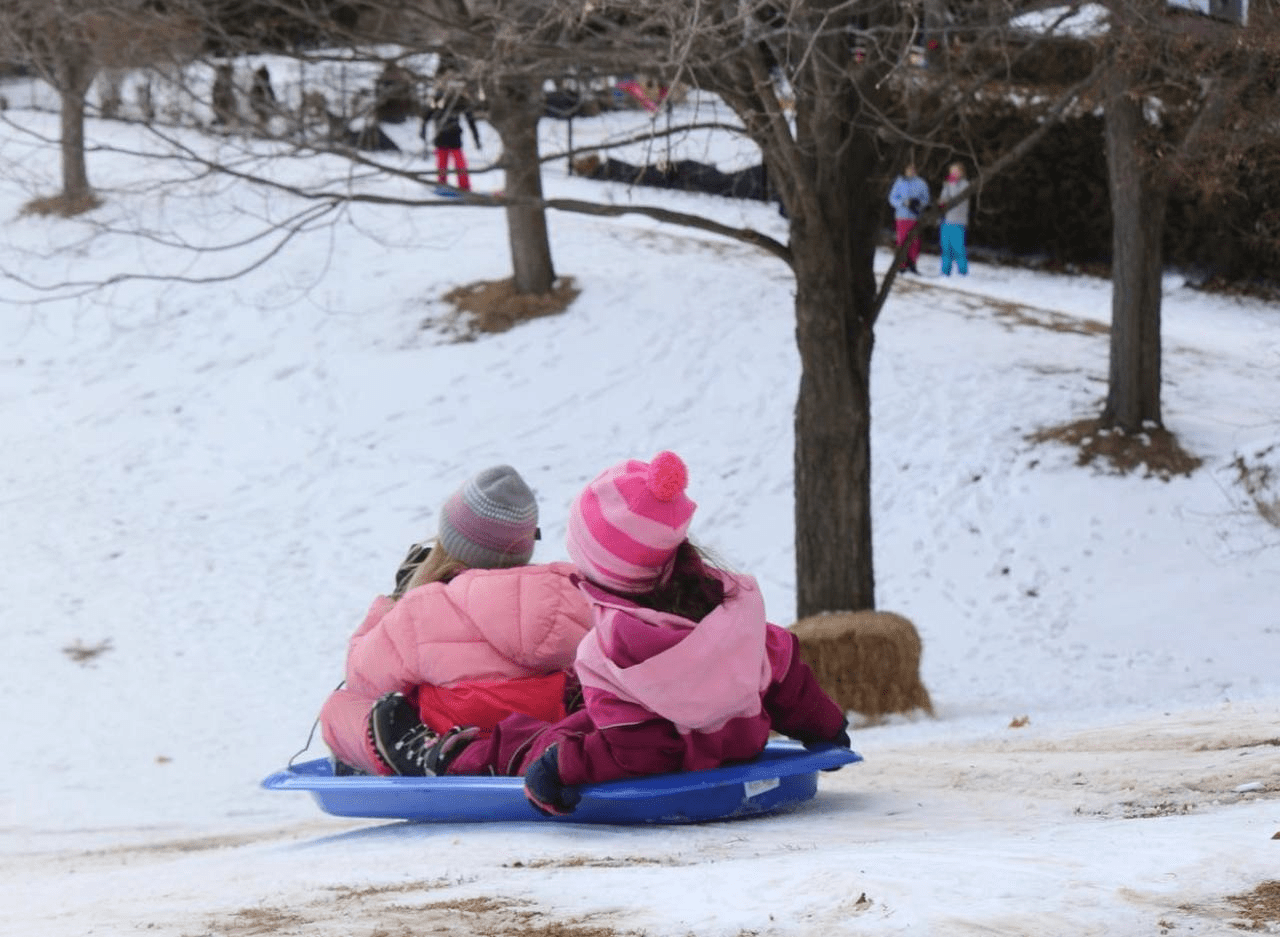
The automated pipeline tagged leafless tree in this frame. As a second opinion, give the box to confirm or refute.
[0,0,201,212]
[1096,0,1276,433]
[397,0,1106,618]
[0,0,1110,618]
[48,1,1276,620]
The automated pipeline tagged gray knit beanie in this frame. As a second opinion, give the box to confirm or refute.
[438,465,538,569]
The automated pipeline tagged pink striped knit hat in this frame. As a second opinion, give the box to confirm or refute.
[438,465,538,569]
[566,451,697,595]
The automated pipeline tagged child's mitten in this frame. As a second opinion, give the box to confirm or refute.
[523,745,582,816]
[803,719,852,768]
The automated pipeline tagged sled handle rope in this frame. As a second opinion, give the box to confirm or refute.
[287,679,345,769]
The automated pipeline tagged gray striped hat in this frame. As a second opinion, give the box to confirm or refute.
[438,465,538,569]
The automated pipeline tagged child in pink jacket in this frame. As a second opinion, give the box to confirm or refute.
[318,465,592,776]
[432,451,850,815]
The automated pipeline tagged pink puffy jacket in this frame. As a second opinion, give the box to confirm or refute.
[319,562,592,774]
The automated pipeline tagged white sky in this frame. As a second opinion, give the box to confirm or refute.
[1,68,1278,937]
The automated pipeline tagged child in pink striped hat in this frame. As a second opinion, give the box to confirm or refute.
[439,451,852,816]
[564,450,698,596]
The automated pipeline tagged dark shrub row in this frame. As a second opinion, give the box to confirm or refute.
[562,92,1276,287]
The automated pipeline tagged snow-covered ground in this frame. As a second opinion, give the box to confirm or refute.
[1,80,1278,937]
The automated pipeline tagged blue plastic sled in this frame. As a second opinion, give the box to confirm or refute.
[262,741,861,825]
[432,187,500,199]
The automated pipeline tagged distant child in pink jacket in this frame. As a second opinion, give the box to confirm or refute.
[318,465,592,776]
[430,451,850,816]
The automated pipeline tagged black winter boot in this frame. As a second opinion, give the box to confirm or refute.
[369,692,478,776]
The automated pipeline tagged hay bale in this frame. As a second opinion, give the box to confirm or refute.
[790,610,934,720]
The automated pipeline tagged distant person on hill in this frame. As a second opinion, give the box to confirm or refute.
[249,65,277,126]
[938,162,970,277]
[319,465,592,776]
[382,450,851,817]
[888,162,931,274]
[210,63,237,127]
[419,86,482,192]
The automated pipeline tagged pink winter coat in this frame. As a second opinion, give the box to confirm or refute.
[319,561,592,774]
[542,572,847,786]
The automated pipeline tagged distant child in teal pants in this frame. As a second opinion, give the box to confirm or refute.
[938,162,970,276]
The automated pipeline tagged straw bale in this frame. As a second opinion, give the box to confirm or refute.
[790,610,934,719]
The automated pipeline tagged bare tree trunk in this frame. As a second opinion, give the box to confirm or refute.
[1102,62,1166,431]
[792,253,877,618]
[57,56,96,200]
[485,77,556,294]
[785,120,882,619]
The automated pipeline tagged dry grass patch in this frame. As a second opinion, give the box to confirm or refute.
[437,276,579,340]
[1028,417,1202,479]
[418,897,628,937]
[198,892,636,937]
[62,637,113,665]
[508,855,680,869]
[1227,880,1280,930]
[328,880,448,901]
[895,278,1109,336]
[1230,446,1280,528]
[21,191,102,217]
[984,295,1110,336]
[223,906,308,935]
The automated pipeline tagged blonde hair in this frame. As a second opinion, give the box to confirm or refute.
[400,538,470,595]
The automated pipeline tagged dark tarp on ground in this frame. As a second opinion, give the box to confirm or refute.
[583,157,772,203]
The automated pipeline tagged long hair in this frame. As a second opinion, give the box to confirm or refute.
[625,540,733,622]
[399,538,469,596]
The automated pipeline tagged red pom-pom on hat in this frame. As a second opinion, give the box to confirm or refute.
[647,450,688,502]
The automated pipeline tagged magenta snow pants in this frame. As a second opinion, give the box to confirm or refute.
[447,709,593,777]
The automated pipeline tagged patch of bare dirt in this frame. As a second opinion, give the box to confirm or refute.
[431,276,579,341]
[190,893,636,937]
[20,191,102,217]
[507,855,682,869]
[1028,417,1203,479]
[895,279,1109,337]
[1192,738,1280,753]
[62,637,113,665]
[1227,882,1280,930]
[983,295,1110,336]
[221,907,309,936]
[84,830,288,861]
[1176,881,1280,933]
[327,880,448,901]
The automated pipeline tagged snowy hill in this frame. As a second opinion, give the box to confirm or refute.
[1,88,1278,936]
